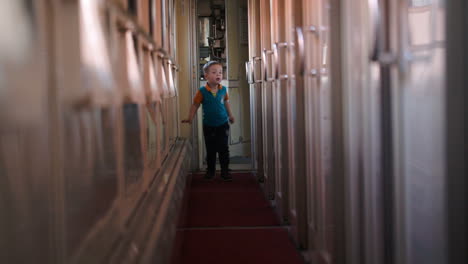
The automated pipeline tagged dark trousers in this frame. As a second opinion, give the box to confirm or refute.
[203,122,230,174]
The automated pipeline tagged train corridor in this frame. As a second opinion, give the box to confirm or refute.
[174,172,305,264]
[0,1,465,264]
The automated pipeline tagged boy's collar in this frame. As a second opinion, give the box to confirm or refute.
[205,83,222,92]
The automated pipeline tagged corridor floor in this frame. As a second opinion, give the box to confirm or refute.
[178,172,305,264]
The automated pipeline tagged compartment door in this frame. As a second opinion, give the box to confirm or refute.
[259,0,275,198]
[390,1,447,263]
[340,0,388,263]
[271,0,290,224]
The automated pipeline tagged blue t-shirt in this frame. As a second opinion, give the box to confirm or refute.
[195,85,229,127]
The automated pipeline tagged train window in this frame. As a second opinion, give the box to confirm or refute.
[158,101,167,161]
[64,109,119,257]
[409,0,432,7]
[161,0,167,48]
[149,0,154,36]
[79,0,115,106]
[128,0,137,15]
[149,54,162,102]
[167,97,178,147]
[123,104,144,195]
[159,102,167,160]
[124,31,145,103]
[151,55,168,157]
[133,35,140,64]
[407,0,435,47]
[127,0,139,60]
[166,60,176,97]
[157,57,170,98]
[0,0,47,126]
[145,103,159,171]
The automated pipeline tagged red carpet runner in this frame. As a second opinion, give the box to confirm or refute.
[177,172,305,264]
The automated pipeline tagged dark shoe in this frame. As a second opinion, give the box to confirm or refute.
[204,171,215,180]
[221,172,232,182]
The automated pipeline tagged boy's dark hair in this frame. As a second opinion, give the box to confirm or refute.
[203,61,223,74]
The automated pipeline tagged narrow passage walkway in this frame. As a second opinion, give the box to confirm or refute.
[179,172,305,264]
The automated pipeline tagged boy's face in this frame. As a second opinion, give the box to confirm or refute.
[204,64,223,85]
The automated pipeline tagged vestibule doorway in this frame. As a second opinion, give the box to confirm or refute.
[195,0,252,171]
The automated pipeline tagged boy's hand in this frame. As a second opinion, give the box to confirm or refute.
[229,116,235,124]
[181,119,192,124]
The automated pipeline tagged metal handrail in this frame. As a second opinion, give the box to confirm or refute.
[295,25,325,77]
[262,49,275,82]
[273,42,290,80]
[252,56,263,83]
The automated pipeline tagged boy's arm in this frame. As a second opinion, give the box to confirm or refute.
[181,103,200,124]
[182,90,202,124]
[224,101,235,124]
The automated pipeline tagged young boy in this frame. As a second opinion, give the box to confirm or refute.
[181,61,235,181]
